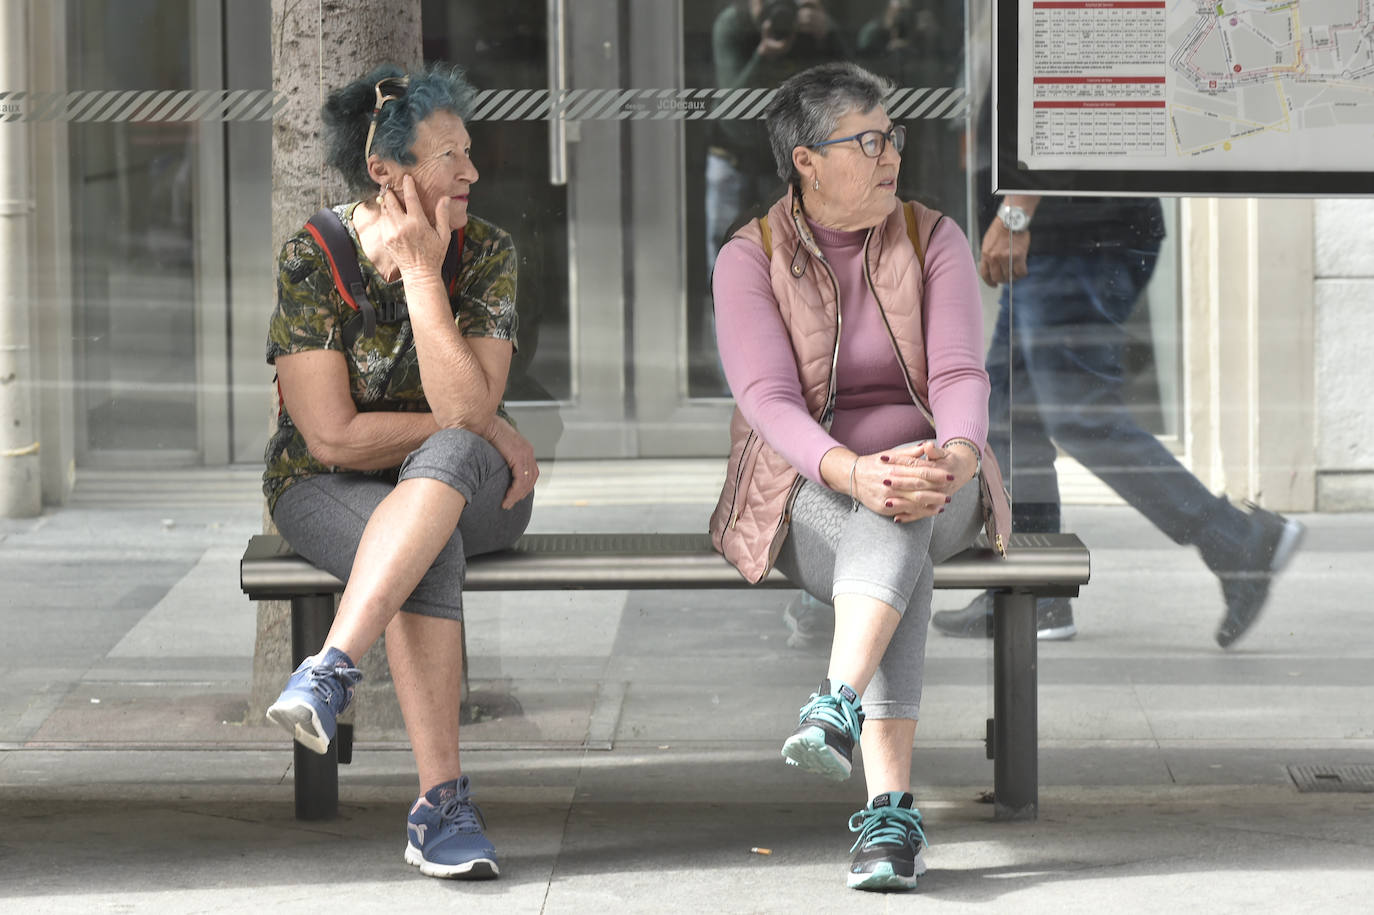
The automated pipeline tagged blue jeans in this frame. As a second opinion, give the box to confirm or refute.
[985,242,1231,545]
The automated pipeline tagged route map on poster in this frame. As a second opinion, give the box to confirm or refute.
[1016,0,1374,172]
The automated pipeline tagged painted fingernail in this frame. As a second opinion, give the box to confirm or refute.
[885,500,893,508]
[945,496,952,503]
[880,455,890,463]
[946,474,955,481]
[938,507,945,514]
[883,479,892,487]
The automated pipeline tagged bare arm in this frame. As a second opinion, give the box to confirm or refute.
[378,174,509,431]
[978,193,1041,287]
[277,350,537,506]
[275,349,439,470]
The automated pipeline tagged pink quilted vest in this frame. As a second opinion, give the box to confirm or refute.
[709,190,1012,583]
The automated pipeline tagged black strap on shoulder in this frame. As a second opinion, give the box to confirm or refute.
[304,207,464,350]
[305,208,377,346]
[441,231,462,295]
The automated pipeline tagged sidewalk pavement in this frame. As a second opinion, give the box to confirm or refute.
[2,465,1372,912]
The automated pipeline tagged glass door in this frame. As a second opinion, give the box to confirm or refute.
[424,0,632,458]
[68,0,203,465]
[631,1,974,456]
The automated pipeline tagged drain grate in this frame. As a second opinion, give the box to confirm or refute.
[1287,764,1374,793]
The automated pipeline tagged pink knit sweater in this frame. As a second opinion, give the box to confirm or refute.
[713,215,990,486]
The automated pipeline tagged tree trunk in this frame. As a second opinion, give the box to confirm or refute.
[270,0,422,249]
[250,0,421,728]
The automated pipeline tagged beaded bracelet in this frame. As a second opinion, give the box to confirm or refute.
[943,438,982,473]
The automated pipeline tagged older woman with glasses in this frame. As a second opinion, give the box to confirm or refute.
[262,64,536,881]
[710,62,1010,891]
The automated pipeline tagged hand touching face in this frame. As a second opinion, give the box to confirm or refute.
[373,110,479,235]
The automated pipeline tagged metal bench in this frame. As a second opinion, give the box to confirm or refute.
[241,531,1089,822]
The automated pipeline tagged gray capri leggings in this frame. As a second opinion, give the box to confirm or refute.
[271,427,533,622]
[772,475,983,721]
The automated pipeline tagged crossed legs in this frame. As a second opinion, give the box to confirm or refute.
[270,428,531,792]
[774,478,983,791]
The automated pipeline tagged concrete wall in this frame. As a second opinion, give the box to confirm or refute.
[1314,201,1374,510]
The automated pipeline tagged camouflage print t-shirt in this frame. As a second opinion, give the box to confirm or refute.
[262,202,518,512]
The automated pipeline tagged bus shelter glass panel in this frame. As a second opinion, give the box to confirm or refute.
[69,0,199,459]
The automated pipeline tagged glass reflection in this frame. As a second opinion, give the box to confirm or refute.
[70,0,197,455]
[423,0,571,404]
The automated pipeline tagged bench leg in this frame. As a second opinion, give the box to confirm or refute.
[992,591,1038,821]
[290,593,340,821]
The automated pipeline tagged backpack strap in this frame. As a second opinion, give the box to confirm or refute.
[303,207,466,349]
[441,228,463,296]
[305,208,377,347]
[903,201,927,271]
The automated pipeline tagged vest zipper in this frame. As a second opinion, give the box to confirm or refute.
[727,429,758,529]
[863,253,929,422]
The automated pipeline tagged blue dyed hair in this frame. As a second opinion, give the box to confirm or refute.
[323,63,477,192]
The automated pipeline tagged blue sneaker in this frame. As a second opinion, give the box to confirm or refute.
[781,679,864,781]
[264,647,362,755]
[404,775,499,879]
[847,791,928,891]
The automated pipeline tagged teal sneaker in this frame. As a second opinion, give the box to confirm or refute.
[781,679,864,781]
[847,791,927,891]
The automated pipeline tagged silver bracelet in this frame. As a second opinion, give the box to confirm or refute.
[848,457,860,512]
[943,438,982,473]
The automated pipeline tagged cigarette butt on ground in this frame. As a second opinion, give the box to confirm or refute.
[750,847,772,855]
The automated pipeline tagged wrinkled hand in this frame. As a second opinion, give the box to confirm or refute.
[854,441,978,523]
[977,220,1030,287]
[485,416,539,509]
[376,174,451,280]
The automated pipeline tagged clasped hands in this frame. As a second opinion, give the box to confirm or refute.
[832,440,978,523]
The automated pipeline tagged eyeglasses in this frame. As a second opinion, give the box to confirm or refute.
[364,76,410,160]
[810,124,906,158]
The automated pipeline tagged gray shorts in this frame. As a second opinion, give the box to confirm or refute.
[270,427,533,621]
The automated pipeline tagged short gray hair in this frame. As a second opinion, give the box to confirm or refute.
[764,62,893,186]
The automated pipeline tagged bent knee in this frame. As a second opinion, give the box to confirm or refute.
[399,428,507,498]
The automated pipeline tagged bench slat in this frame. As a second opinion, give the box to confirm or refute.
[241,532,1089,598]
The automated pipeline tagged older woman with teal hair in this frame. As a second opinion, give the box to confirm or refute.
[262,63,536,881]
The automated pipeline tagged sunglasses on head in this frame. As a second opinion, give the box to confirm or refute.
[364,76,410,160]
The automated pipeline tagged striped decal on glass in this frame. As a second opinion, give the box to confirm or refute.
[0,87,966,123]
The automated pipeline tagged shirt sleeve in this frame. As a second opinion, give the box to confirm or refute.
[713,235,843,486]
[266,234,345,364]
[454,226,519,350]
[922,218,991,450]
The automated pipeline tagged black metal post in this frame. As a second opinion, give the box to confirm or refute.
[290,593,339,821]
[992,591,1038,821]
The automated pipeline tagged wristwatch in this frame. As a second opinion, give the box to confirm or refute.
[998,203,1030,232]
